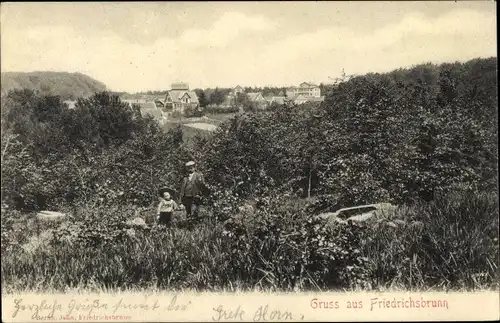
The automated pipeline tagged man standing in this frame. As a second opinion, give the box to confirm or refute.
[179,161,206,219]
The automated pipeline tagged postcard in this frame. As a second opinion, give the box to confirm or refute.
[1,1,498,322]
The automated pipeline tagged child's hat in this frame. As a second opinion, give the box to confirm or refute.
[158,187,175,197]
[185,161,195,167]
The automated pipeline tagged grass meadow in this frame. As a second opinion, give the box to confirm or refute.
[1,189,498,293]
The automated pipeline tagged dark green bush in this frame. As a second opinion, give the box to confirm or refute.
[1,91,188,210]
[191,58,497,207]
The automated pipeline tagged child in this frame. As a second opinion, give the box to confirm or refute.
[157,188,179,227]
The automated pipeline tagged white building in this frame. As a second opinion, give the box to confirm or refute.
[286,82,321,98]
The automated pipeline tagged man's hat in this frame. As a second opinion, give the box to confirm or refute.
[185,161,195,167]
[158,187,175,197]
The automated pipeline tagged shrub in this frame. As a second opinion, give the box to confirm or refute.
[1,91,187,210]
[193,58,497,206]
[219,194,371,290]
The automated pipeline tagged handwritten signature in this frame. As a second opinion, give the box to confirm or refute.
[212,304,303,322]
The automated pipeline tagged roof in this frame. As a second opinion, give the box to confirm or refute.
[136,102,162,119]
[309,96,325,102]
[266,96,286,105]
[171,82,189,90]
[166,90,199,104]
[293,95,325,103]
[153,99,165,108]
[273,96,286,104]
[247,92,264,101]
[299,82,319,88]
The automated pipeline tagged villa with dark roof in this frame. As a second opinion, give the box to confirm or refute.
[161,82,199,115]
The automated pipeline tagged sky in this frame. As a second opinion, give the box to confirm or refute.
[1,2,497,93]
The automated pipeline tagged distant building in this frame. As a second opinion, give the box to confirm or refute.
[265,96,287,106]
[286,82,321,98]
[223,85,245,108]
[285,82,324,105]
[247,92,265,102]
[247,92,268,109]
[293,95,309,105]
[122,99,147,105]
[162,82,199,115]
[232,85,244,96]
[293,95,325,105]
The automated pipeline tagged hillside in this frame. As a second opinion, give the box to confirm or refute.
[1,71,107,100]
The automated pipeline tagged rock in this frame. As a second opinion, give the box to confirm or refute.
[320,203,398,225]
[317,212,336,220]
[126,217,148,228]
[347,211,375,222]
[37,211,67,220]
[318,203,396,221]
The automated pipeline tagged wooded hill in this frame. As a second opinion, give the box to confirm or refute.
[1,71,107,101]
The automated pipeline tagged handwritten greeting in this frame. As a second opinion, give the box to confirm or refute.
[11,295,191,321]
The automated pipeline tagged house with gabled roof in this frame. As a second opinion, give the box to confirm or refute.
[232,85,244,96]
[247,92,268,109]
[265,96,287,106]
[162,82,199,115]
[247,92,266,102]
[223,85,246,108]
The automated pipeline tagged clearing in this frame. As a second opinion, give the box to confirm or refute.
[183,123,218,131]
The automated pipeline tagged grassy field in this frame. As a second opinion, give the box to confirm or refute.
[1,190,498,293]
[158,113,238,141]
[204,113,238,122]
[161,122,214,142]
